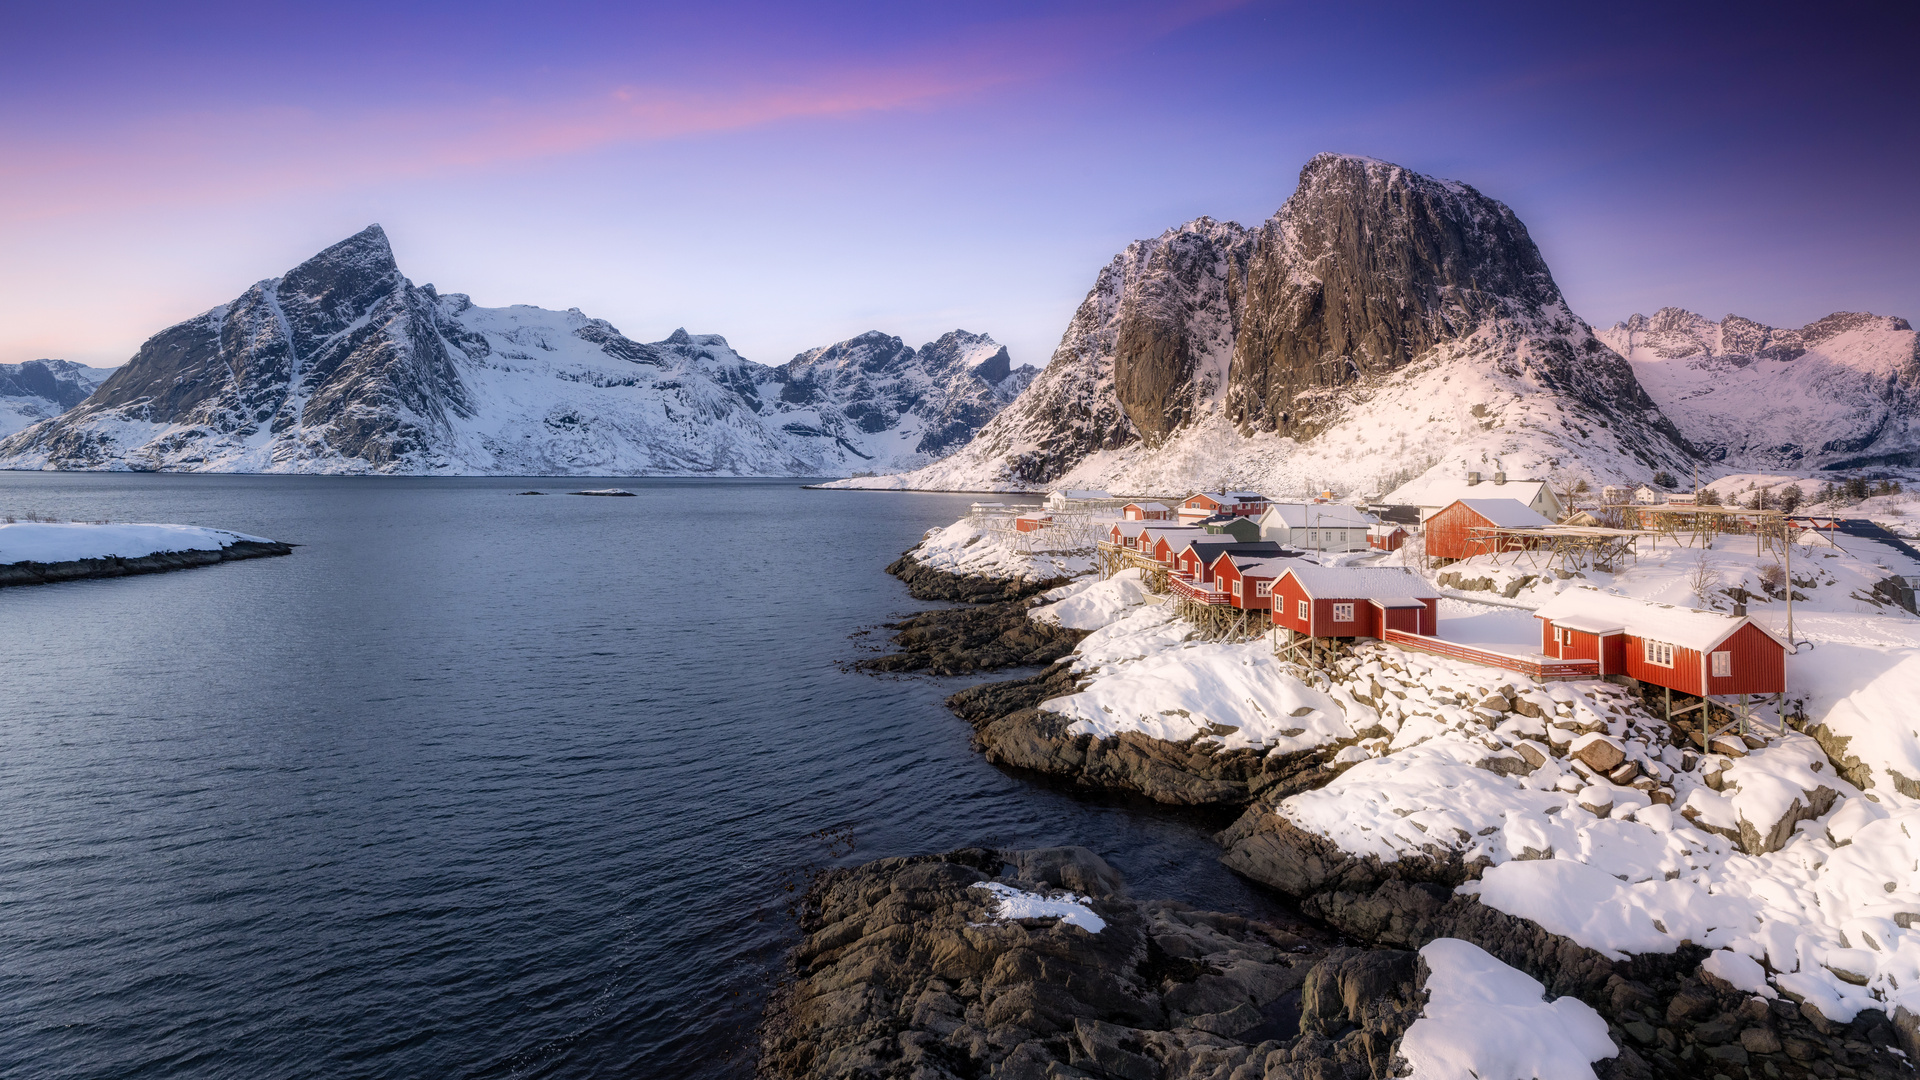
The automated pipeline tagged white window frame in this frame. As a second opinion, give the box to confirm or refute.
[1255,581,1272,597]
[1711,650,1732,678]
[1332,602,1355,622]
[1643,639,1675,668]
[1298,599,1310,620]
[1231,579,1242,597]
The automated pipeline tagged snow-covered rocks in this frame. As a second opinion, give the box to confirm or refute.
[903,518,1092,587]
[0,521,290,586]
[1031,568,1153,630]
[1399,938,1615,1080]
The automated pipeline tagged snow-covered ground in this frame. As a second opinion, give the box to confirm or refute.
[993,499,1920,1029]
[1041,605,1355,753]
[0,521,275,564]
[1400,938,1615,1080]
[1031,568,1155,629]
[905,518,1094,583]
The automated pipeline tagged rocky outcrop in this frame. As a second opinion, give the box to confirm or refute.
[858,601,1087,675]
[859,154,1699,495]
[0,539,292,587]
[758,846,1425,1080]
[884,552,1069,603]
[942,663,1338,807]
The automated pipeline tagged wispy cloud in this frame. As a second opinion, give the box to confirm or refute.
[0,0,1254,222]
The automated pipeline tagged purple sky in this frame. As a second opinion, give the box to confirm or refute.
[2,0,1915,370]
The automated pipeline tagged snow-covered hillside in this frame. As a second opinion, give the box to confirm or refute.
[0,360,115,439]
[1598,308,1920,471]
[0,226,1029,475]
[829,155,1697,497]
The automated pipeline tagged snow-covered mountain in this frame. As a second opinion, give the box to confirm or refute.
[0,226,1031,475]
[834,154,1698,497]
[0,360,116,439]
[1596,308,1920,471]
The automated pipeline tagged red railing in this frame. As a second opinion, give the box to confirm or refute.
[1168,575,1231,605]
[1383,629,1597,679]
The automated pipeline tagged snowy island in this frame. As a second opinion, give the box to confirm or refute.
[0,521,292,586]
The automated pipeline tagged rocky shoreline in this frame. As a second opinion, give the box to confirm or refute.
[797,555,1916,1078]
[0,539,293,588]
[885,551,1070,604]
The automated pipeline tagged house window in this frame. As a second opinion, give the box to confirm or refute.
[1232,580,1242,596]
[1333,603,1355,622]
[1643,639,1674,668]
[1711,651,1732,678]
[1298,599,1310,620]
[1255,581,1272,597]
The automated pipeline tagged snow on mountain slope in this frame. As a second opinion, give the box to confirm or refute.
[832,155,1696,496]
[825,217,1251,491]
[1597,308,1920,471]
[0,360,116,439]
[0,226,1026,476]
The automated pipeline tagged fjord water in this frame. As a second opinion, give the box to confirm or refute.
[0,476,1288,1079]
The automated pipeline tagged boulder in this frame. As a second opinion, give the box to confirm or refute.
[1569,733,1626,773]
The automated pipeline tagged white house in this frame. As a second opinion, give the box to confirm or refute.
[1045,489,1111,510]
[1385,472,1565,522]
[1633,484,1663,505]
[1256,502,1378,552]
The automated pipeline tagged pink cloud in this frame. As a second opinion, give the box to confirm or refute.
[0,0,1255,222]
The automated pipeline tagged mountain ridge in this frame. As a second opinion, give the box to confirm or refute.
[0,226,1034,475]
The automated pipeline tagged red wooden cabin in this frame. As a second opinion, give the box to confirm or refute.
[1533,589,1786,695]
[1122,502,1173,521]
[1425,498,1552,562]
[1106,521,1156,549]
[1209,554,1295,610]
[1140,526,1204,566]
[1367,524,1408,552]
[1178,490,1271,522]
[1171,538,1283,585]
[1014,513,1053,533]
[1271,565,1440,639]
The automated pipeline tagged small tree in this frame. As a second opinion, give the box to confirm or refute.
[1688,548,1723,610]
[1758,561,1787,597]
[1653,470,1677,489]
[1697,487,1723,506]
[1747,488,1769,511]
[1574,478,1591,494]
[1845,476,1871,502]
[1777,485,1804,514]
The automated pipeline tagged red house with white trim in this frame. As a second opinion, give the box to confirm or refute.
[1140,525,1205,566]
[1172,538,1283,585]
[1425,498,1552,562]
[1533,589,1786,696]
[1122,502,1173,521]
[1178,490,1270,523]
[1209,554,1295,610]
[1271,565,1439,639]
[1367,523,1408,552]
[1014,513,1053,533]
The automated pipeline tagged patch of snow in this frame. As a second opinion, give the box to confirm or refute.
[1031,568,1154,630]
[0,521,273,563]
[969,881,1105,933]
[1400,938,1615,1080]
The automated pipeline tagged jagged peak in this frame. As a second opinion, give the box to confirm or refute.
[277,224,402,300]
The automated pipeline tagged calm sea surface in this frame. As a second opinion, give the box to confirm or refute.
[0,475,1292,1079]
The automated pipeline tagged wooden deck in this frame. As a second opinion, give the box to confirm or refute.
[1382,629,1597,680]
[1167,574,1231,605]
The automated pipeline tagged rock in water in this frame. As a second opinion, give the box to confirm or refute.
[758,846,1427,1080]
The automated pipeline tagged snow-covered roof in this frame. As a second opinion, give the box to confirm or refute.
[1142,525,1203,546]
[1113,521,1151,538]
[1260,502,1377,528]
[1188,539,1282,560]
[1446,498,1554,529]
[1534,588,1784,652]
[1278,564,1439,601]
[1369,597,1430,609]
[1126,501,1171,511]
[1226,554,1296,576]
[1389,475,1554,510]
[1187,490,1268,503]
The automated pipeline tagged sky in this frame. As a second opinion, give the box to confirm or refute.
[1,0,1916,371]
